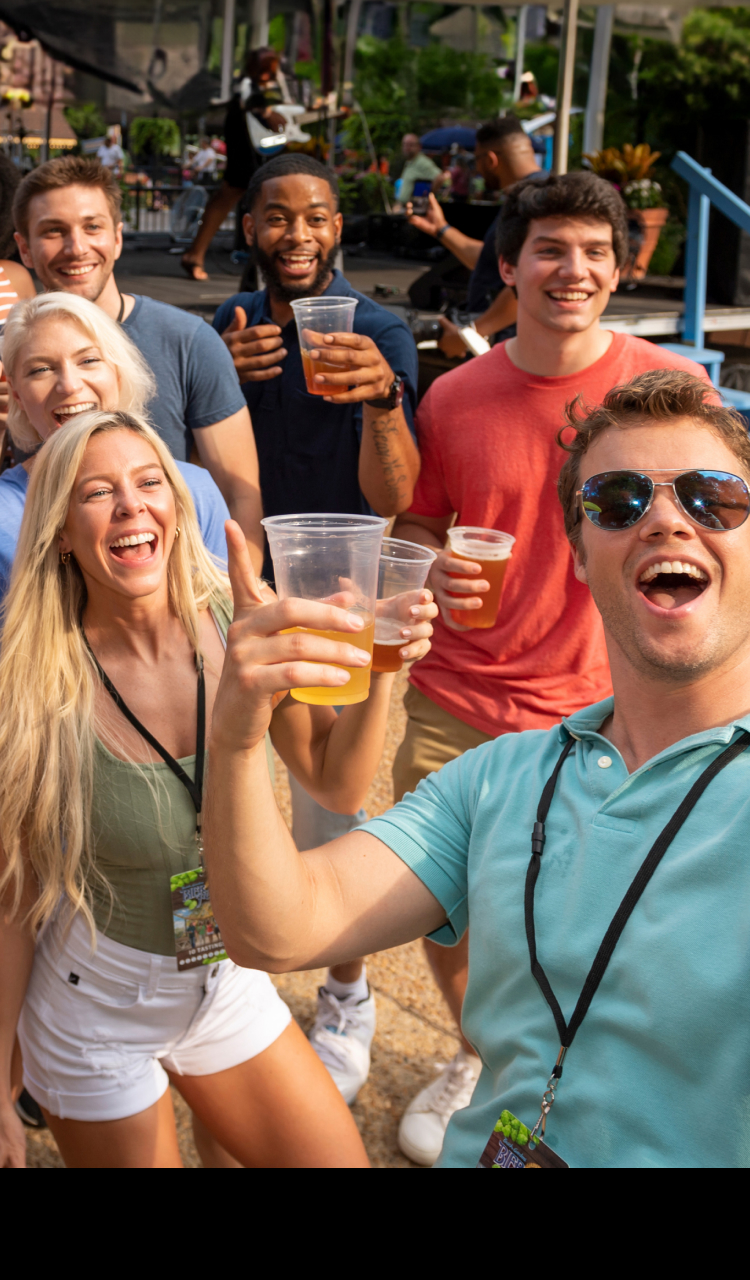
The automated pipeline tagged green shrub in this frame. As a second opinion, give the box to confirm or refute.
[64,102,106,140]
[129,116,181,160]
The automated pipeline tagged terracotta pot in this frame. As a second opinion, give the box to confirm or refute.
[626,206,669,280]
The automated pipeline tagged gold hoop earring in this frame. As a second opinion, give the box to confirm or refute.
[174,526,181,540]
[60,551,71,565]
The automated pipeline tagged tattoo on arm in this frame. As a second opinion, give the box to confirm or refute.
[367,410,409,507]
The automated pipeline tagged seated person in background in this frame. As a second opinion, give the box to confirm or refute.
[189,138,219,184]
[11,157,265,572]
[394,134,441,211]
[205,369,750,1170]
[0,293,232,604]
[214,152,420,1102]
[407,116,540,355]
[0,409,436,1169]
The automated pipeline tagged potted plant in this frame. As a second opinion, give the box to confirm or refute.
[583,144,669,279]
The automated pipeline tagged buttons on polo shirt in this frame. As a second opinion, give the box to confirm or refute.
[597,755,613,769]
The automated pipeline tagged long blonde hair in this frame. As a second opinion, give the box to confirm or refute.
[3,292,156,451]
[0,410,230,934]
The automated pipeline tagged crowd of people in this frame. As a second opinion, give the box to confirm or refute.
[0,124,747,1170]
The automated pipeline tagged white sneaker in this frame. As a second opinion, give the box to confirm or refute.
[398,1047,482,1166]
[309,986,376,1104]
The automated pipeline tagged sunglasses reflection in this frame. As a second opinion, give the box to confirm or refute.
[578,470,750,532]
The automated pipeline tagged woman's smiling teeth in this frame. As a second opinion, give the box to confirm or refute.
[549,290,590,301]
[110,532,156,547]
[53,402,98,423]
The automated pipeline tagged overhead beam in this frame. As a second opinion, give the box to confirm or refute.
[553,0,579,175]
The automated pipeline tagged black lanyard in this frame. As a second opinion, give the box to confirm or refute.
[84,635,206,844]
[525,726,750,1136]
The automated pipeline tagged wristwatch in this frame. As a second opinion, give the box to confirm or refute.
[366,375,404,411]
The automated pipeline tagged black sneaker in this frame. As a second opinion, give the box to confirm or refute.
[15,1088,46,1129]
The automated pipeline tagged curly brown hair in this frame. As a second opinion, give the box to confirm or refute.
[13,157,122,241]
[556,369,750,545]
[496,170,629,268]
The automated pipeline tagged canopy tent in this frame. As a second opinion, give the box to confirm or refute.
[420,126,478,151]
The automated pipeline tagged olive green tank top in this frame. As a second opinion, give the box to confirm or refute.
[89,600,274,956]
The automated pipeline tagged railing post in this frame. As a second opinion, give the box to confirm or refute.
[682,181,710,350]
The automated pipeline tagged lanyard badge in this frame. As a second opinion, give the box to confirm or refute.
[478,728,750,1169]
[171,868,228,969]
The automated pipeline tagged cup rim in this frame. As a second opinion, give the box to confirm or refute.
[381,536,438,564]
[261,512,388,533]
[289,297,359,311]
[449,525,515,548]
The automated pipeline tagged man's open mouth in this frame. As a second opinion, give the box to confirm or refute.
[109,532,157,562]
[637,559,709,610]
[52,402,97,425]
[276,252,318,276]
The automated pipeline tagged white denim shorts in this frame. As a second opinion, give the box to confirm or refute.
[18,911,291,1122]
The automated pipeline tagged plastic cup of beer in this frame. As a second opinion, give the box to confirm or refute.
[373,538,437,673]
[290,297,358,396]
[261,512,387,704]
[446,526,515,629]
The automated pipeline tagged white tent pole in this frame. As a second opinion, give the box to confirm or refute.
[513,7,528,103]
[583,4,614,155]
[343,0,364,106]
[221,0,237,101]
[251,0,270,52]
[553,0,579,175]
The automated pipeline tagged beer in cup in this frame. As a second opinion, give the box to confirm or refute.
[290,296,358,396]
[373,538,437,673]
[446,526,515,629]
[262,513,387,704]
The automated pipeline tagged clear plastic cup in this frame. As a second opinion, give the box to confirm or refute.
[373,538,437,673]
[446,526,515,629]
[290,296,359,396]
[261,512,388,704]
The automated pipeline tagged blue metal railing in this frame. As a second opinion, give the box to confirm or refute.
[671,151,750,352]
[661,153,750,410]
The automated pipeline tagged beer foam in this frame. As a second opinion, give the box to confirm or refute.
[451,540,512,561]
[374,618,404,643]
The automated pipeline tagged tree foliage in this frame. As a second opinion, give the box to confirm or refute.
[344,33,504,160]
[129,116,181,160]
[63,102,106,140]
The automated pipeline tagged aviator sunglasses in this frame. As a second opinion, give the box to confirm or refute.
[577,469,750,533]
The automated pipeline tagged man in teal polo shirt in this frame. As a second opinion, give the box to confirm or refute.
[205,367,750,1168]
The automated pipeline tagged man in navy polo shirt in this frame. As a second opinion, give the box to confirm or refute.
[213,153,420,1105]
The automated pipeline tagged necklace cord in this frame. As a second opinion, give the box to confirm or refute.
[525,729,750,1063]
[82,632,205,823]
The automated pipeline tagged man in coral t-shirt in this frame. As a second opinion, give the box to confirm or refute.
[391,170,708,1166]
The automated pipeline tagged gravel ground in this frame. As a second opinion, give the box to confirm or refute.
[25,669,456,1168]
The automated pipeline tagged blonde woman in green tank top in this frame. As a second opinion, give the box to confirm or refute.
[0,409,436,1169]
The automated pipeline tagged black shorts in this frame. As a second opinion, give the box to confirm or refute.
[223,99,261,191]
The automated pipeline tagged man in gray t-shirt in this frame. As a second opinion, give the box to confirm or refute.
[12,158,264,571]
